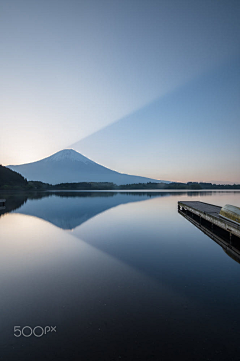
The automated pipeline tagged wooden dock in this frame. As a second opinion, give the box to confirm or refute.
[178,201,240,239]
[178,201,240,263]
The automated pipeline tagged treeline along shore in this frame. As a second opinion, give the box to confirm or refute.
[1,165,240,191]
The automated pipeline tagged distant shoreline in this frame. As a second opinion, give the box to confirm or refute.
[1,188,240,193]
[1,165,239,191]
[1,182,240,191]
[1,181,240,192]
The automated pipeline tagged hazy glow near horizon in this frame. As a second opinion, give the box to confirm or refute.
[0,0,240,183]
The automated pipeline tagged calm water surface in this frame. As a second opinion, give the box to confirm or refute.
[0,191,240,361]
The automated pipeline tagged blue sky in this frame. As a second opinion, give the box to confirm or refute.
[71,58,240,183]
[0,0,239,182]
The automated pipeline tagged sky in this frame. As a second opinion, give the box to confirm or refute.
[0,0,240,183]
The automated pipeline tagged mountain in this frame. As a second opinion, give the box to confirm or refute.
[7,149,169,185]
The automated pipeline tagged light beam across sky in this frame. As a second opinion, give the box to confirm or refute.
[0,0,239,183]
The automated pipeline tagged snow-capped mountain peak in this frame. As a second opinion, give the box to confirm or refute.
[46,149,92,164]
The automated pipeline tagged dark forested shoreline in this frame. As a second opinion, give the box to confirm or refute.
[1,165,239,191]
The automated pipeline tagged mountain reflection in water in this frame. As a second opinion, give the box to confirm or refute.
[1,191,240,361]
[0,190,219,230]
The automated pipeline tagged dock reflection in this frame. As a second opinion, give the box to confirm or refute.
[178,207,240,264]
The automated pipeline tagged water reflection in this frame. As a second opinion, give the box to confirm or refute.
[0,193,27,216]
[0,190,227,229]
[1,191,240,361]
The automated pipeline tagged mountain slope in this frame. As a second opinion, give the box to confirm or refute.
[7,149,169,185]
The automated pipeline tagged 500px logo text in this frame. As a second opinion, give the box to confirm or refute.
[14,326,57,337]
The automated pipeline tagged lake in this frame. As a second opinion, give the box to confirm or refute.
[1,190,240,361]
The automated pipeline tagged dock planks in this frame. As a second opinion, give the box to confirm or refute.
[178,201,240,238]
